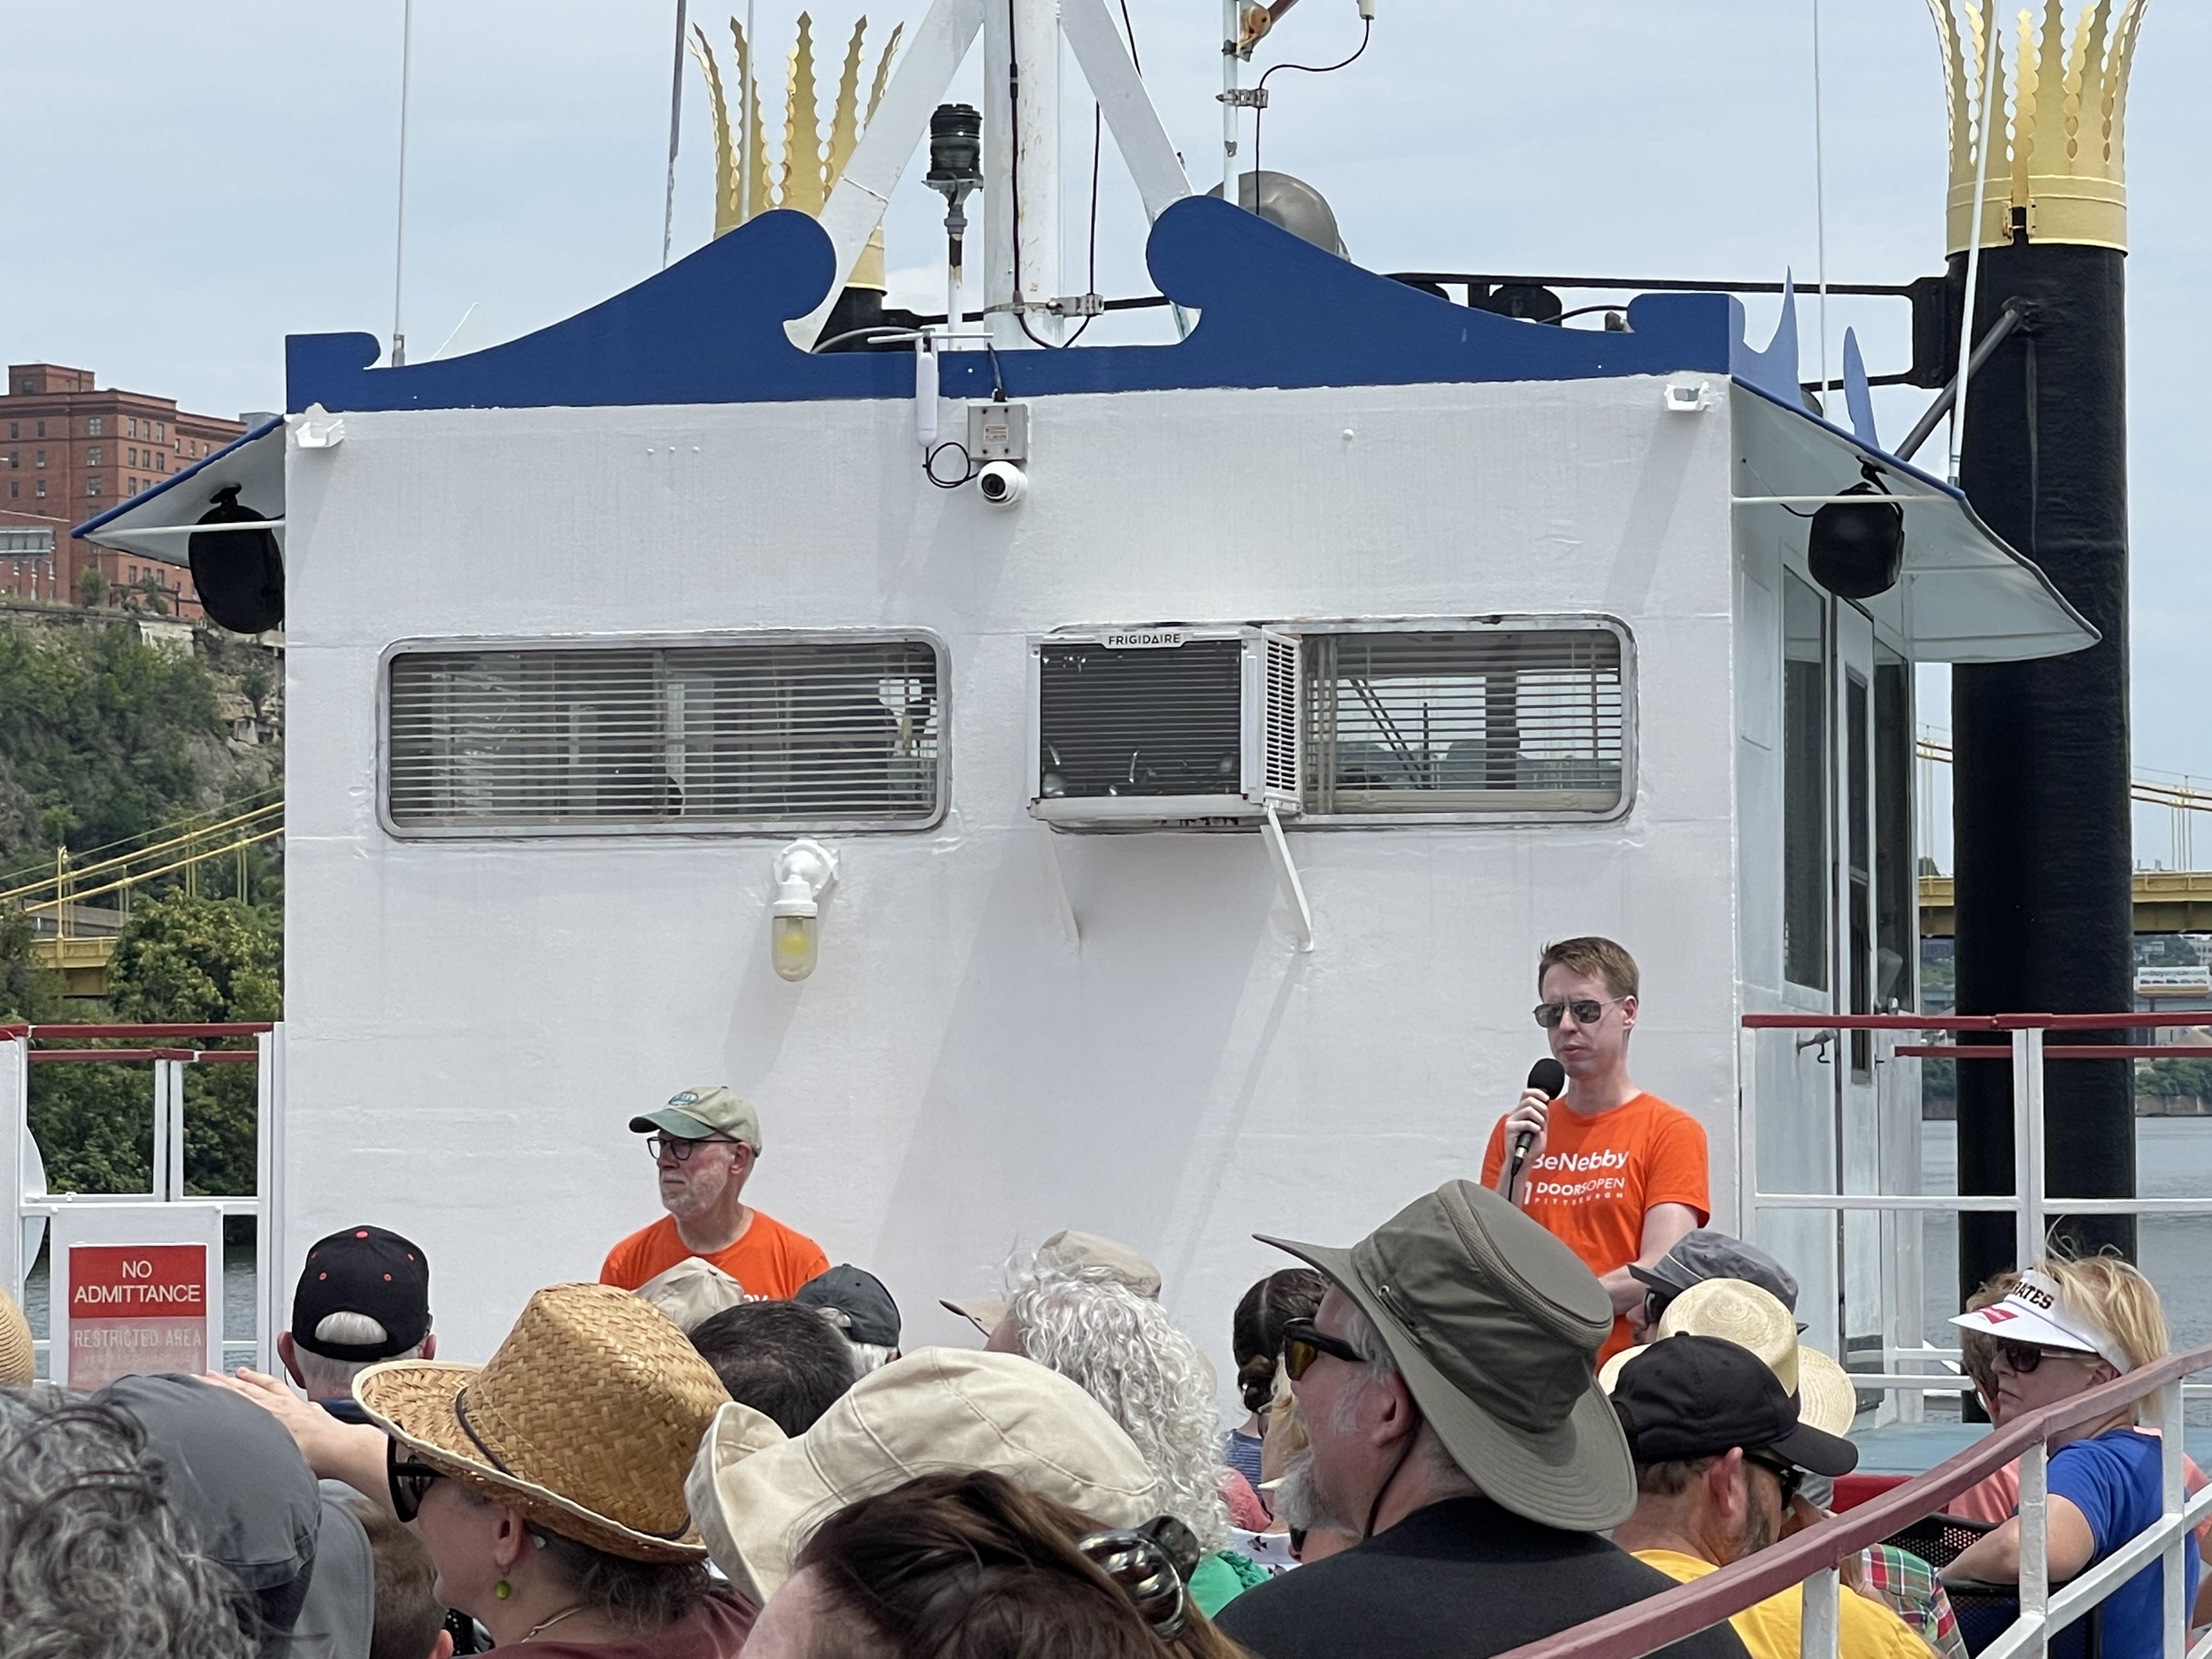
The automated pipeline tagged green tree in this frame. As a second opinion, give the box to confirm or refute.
[0,907,66,1022]
[28,895,280,1197]
[77,565,106,608]
[107,891,280,1023]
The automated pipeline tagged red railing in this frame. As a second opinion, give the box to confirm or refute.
[1495,1342,2212,1659]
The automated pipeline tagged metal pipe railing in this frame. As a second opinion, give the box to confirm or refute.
[1495,1343,2212,1659]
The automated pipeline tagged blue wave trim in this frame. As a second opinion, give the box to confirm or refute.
[288,196,1761,414]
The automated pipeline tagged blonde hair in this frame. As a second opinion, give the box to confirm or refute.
[2041,1256,2169,1374]
[1538,936,1640,1001]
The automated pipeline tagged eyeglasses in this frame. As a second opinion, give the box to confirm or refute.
[1745,1451,1805,1506]
[388,1438,442,1524]
[1533,996,1620,1029]
[1281,1318,1365,1381]
[644,1133,741,1162]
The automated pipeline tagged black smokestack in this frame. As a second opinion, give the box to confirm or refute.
[1939,0,2147,1315]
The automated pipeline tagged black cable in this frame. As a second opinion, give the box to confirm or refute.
[1118,0,1142,73]
[1248,17,1371,202]
[1063,104,1104,347]
[924,442,975,488]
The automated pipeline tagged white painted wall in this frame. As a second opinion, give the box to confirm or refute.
[280,374,1745,1379]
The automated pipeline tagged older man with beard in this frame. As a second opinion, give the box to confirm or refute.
[600,1086,828,1301]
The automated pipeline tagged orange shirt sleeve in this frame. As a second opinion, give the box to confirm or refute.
[1642,1104,1712,1224]
[1479,1115,1509,1188]
[600,1234,639,1288]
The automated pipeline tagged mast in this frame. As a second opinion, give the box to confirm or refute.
[1941,0,2148,1303]
[982,0,1062,346]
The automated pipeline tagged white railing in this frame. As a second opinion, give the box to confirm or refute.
[0,1023,280,1374]
[1739,1011,2212,1410]
[1496,1344,2212,1659]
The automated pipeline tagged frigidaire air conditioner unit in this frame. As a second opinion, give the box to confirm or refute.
[1027,626,1302,827]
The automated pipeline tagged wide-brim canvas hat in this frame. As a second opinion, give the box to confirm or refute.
[1259,1179,1635,1532]
[356,1282,733,1563]
[687,1347,1161,1603]
[1601,1276,1860,1437]
[941,1229,1164,1337]
[634,1256,749,1333]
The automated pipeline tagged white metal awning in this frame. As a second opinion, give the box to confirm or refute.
[71,414,285,565]
[1730,382,2096,664]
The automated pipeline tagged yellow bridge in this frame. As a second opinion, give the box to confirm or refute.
[3,795,282,995]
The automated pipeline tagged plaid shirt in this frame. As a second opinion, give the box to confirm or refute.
[1858,1543,1965,1659]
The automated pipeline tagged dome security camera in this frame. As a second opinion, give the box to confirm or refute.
[977,461,1027,506]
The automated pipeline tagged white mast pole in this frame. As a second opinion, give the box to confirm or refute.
[1221,0,1240,206]
[983,0,1061,345]
[390,0,415,366]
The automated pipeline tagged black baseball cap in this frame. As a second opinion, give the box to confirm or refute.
[1610,1334,1858,1478]
[795,1263,901,1348]
[292,1225,432,1361]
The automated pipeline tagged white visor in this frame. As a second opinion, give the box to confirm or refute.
[1949,1270,2131,1372]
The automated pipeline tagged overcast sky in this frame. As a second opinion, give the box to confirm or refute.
[4,2,2204,810]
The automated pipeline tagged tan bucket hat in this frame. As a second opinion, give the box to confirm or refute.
[355,1283,733,1563]
[1598,1277,1859,1436]
[634,1256,749,1332]
[0,1287,30,1386]
[941,1229,1164,1336]
[1260,1179,1635,1532]
[686,1347,1162,1603]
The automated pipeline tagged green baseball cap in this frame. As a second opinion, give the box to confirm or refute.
[630,1086,762,1152]
[1258,1178,1634,1532]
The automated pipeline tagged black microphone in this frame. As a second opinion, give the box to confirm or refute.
[1505,1059,1568,1195]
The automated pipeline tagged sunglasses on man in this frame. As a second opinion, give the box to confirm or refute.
[1744,1451,1805,1506]
[1532,996,1622,1029]
[643,1133,742,1162]
[1281,1318,1365,1381]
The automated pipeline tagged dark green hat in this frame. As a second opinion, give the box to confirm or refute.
[1259,1179,1634,1531]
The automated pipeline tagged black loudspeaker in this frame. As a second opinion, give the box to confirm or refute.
[1808,479,1905,599]
[188,484,283,634]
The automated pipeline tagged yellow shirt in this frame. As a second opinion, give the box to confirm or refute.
[1634,1548,1934,1659]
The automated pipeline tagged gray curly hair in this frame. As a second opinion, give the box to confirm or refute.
[0,1387,257,1658]
[1003,1266,1230,1553]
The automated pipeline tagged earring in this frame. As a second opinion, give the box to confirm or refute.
[493,1580,512,1601]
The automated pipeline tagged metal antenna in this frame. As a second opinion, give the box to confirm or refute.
[390,0,416,366]
[1809,0,1829,415]
[662,0,689,267]
[1950,8,2002,485]
[740,0,757,223]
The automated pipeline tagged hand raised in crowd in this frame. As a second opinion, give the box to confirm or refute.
[200,1366,396,1513]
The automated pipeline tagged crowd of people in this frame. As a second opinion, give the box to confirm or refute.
[0,937,2198,1659]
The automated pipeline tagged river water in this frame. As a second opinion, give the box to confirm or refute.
[1919,1117,2212,1368]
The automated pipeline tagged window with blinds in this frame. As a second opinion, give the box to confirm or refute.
[1303,626,1628,818]
[384,636,942,834]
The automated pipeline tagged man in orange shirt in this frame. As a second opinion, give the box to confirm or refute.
[600,1086,829,1301]
[1480,937,1708,1362]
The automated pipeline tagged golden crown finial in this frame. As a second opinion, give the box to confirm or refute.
[689,11,902,279]
[1929,0,2148,254]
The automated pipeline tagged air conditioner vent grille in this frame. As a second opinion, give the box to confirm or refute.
[1037,639,1243,800]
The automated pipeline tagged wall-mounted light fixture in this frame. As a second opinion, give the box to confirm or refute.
[770,839,840,981]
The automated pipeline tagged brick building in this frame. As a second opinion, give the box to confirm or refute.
[2,363,241,617]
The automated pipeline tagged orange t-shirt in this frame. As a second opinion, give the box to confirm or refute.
[1480,1091,1710,1362]
[599,1210,830,1302]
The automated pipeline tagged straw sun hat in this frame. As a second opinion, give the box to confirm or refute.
[0,1287,31,1387]
[1598,1277,1859,1436]
[356,1282,733,1563]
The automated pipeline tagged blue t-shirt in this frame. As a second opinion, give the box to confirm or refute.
[2045,1428,2200,1659]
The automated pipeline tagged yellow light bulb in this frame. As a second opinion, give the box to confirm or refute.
[772,913,818,981]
